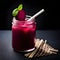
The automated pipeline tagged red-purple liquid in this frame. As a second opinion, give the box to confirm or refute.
[12,20,36,51]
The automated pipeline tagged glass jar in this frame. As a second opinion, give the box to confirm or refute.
[12,15,36,52]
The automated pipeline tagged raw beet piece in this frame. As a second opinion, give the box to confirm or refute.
[16,10,26,21]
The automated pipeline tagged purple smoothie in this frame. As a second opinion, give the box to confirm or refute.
[12,18,36,52]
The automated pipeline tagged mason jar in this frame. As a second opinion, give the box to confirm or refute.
[12,15,36,52]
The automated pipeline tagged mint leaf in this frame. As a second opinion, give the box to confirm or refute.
[18,4,23,11]
[12,8,18,16]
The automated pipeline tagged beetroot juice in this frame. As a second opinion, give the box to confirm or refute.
[12,17,36,52]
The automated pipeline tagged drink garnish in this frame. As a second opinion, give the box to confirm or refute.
[12,4,26,21]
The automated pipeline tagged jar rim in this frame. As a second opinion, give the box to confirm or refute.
[12,15,36,25]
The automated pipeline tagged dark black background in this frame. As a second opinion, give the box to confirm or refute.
[0,0,60,30]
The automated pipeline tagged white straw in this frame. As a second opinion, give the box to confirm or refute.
[27,9,44,22]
